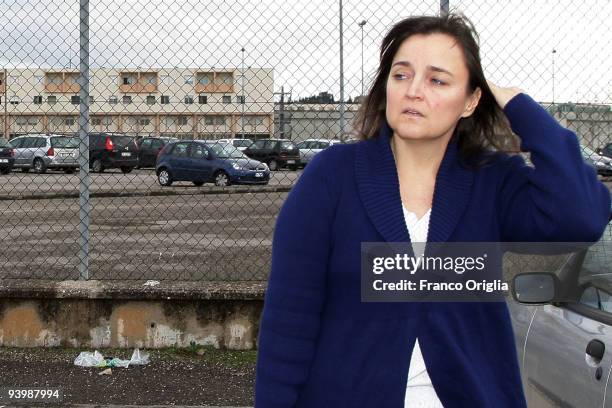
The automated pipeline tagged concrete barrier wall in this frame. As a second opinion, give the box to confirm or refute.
[0,280,264,350]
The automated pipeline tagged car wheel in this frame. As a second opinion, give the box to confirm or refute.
[92,159,104,173]
[21,167,30,173]
[268,159,278,171]
[289,164,298,171]
[0,168,10,175]
[120,166,133,174]
[214,171,230,187]
[193,181,204,187]
[157,168,173,186]
[33,158,47,174]
[64,168,75,174]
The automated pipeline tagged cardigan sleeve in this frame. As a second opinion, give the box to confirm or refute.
[498,93,611,242]
[255,148,339,407]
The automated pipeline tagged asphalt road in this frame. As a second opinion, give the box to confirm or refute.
[0,192,285,281]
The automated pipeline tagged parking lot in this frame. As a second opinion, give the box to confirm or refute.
[0,168,609,282]
[0,167,301,197]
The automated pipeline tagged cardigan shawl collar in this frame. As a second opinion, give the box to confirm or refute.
[354,119,474,245]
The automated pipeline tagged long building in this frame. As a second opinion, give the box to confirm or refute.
[0,67,274,139]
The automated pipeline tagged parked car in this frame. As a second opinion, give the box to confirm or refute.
[296,138,341,167]
[8,134,79,174]
[136,137,178,168]
[155,140,269,187]
[509,212,612,407]
[0,138,15,174]
[243,138,300,171]
[597,142,612,159]
[582,145,612,176]
[88,133,139,173]
[203,138,254,152]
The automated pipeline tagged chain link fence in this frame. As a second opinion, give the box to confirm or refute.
[0,0,609,281]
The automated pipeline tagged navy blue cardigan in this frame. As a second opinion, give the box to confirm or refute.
[255,93,611,407]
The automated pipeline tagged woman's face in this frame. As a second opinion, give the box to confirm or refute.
[385,33,481,143]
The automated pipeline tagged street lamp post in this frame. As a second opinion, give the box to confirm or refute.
[552,49,557,105]
[241,47,245,139]
[358,20,367,99]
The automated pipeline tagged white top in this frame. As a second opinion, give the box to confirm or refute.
[402,205,444,408]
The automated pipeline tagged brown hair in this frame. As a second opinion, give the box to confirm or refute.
[352,13,518,164]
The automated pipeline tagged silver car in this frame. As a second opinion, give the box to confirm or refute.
[9,134,80,173]
[296,138,341,167]
[509,214,612,407]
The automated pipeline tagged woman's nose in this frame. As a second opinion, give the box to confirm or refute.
[405,76,425,99]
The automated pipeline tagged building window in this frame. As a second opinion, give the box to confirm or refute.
[122,95,132,105]
[205,116,214,126]
[16,116,28,126]
[71,95,80,105]
[161,95,170,104]
[198,76,210,85]
[28,117,38,126]
[198,95,207,104]
[183,75,194,85]
[92,118,102,126]
[222,95,231,104]
[146,95,156,105]
[89,96,94,104]
[48,95,57,105]
[215,116,226,125]
[33,95,43,104]
[122,75,135,85]
[146,76,156,85]
[65,118,75,126]
[177,116,189,126]
[237,95,245,104]
[109,96,118,104]
[184,95,194,104]
[218,72,233,85]
[138,118,151,126]
[9,96,19,105]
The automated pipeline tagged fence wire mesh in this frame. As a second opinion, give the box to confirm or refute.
[0,0,609,282]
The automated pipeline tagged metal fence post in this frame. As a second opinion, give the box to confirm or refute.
[78,0,91,280]
[339,0,345,141]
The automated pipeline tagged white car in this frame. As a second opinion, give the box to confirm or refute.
[206,138,253,152]
[296,139,342,167]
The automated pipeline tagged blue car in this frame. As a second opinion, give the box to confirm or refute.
[155,140,270,187]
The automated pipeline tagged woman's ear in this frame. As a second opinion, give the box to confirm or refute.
[461,87,482,118]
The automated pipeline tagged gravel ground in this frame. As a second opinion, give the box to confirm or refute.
[0,346,255,407]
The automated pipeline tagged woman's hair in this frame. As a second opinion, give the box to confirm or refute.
[352,13,518,165]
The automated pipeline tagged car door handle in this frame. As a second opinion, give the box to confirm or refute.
[586,339,605,360]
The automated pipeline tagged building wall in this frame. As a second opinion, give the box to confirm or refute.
[1,68,275,138]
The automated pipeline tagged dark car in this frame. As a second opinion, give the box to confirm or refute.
[88,133,139,173]
[155,140,269,187]
[136,137,178,168]
[243,138,300,171]
[598,142,612,159]
[0,138,15,174]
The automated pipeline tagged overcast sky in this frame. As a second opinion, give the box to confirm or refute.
[0,0,609,104]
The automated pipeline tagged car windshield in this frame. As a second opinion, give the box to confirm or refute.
[233,139,252,148]
[111,136,135,147]
[0,139,9,147]
[280,141,296,150]
[51,137,79,148]
[207,143,244,159]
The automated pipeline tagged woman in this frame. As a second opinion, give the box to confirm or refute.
[255,13,611,408]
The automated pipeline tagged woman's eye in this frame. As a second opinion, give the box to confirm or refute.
[393,74,407,80]
[431,78,445,85]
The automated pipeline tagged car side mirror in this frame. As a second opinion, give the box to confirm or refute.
[512,272,559,304]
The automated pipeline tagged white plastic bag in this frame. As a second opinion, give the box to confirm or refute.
[74,350,105,367]
[129,348,150,365]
